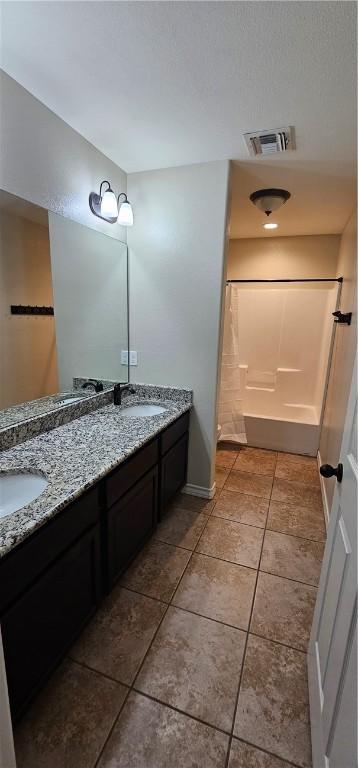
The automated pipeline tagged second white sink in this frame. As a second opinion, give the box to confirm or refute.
[0,471,48,519]
[122,404,166,417]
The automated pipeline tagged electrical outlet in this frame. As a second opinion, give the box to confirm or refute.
[129,350,138,366]
[121,350,128,365]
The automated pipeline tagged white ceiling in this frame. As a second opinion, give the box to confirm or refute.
[1,1,356,237]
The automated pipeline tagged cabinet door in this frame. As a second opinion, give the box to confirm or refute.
[2,524,101,720]
[107,466,158,589]
[160,433,188,516]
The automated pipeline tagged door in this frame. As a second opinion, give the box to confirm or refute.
[160,433,189,517]
[308,357,357,768]
[107,467,158,589]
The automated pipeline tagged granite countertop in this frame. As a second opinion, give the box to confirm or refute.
[0,387,192,560]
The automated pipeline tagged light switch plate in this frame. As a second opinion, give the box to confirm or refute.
[129,350,138,366]
[121,350,128,365]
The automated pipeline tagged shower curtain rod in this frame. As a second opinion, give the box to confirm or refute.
[226,277,343,284]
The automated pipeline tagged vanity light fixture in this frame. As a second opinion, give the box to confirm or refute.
[263,222,278,230]
[117,193,134,227]
[89,181,134,226]
[250,188,290,217]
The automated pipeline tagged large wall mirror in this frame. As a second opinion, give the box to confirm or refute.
[0,189,129,426]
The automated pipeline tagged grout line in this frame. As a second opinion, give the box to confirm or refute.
[258,566,319,589]
[264,526,326,544]
[223,448,279,768]
[130,688,232,737]
[234,736,302,768]
[93,510,215,766]
[93,684,131,768]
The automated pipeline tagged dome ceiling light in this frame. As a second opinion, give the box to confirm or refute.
[249,188,291,217]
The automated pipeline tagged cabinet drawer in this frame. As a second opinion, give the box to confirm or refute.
[2,523,101,720]
[161,411,190,455]
[160,432,188,514]
[107,466,158,589]
[0,485,99,613]
[106,439,158,508]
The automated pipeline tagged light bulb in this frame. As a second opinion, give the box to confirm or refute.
[118,200,134,226]
[101,189,118,218]
[263,222,278,230]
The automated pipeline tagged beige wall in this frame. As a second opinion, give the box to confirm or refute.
[319,211,357,512]
[127,160,230,493]
[227,234,341,280]
[0,210,59,408]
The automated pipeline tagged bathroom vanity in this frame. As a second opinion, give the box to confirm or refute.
[0,391,191,720]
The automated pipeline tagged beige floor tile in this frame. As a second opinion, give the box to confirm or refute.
[172,493,217,515]
[275,456,320,487]
[228,738,295,768]
[173,552,256,629]
[267,500,326,542]
[251,572,317,651]
[14,659,127,768]
[216,448,238,469]
[233,448,277,476]
[260,530,324,586]
[155,506,208,550]
[97,691,229,768]
[225,470,273,499]
[234,635,312,767]
[213,489,268,528]
[216,467,230,488]
[278,452,317,468]
[197,517,263,569]
[70,587,166,685]
[135,606,246,731]
[120,540,191,602]
[271,478,322,510]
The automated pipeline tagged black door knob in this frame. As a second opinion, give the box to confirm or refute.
[320,463,343,483]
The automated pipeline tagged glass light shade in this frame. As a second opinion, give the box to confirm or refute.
[118,200,134,226]
[101,189,118,218]
[263,222,278,230]
[255,195,284,213]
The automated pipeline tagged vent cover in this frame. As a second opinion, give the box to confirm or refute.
[244,127,295,157]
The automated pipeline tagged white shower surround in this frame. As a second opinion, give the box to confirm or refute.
[224,283,338,456]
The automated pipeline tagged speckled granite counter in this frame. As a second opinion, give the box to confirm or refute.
[0,386,192,559]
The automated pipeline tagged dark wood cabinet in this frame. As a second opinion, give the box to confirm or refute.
[2,523,101,720]
[160,432,189,515]
[1,410,189,721]
[106,466,158,589]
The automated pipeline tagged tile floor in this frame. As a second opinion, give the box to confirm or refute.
[14,445,326,768]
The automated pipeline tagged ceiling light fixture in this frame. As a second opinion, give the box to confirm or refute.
[250,188,290,217]
[263,222,278,230]
[89,181,134,226]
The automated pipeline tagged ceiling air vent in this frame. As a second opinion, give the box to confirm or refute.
[243,127,295,157]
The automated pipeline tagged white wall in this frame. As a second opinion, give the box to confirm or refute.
[127,160,230,492]
[320,210,357,511]
[0,209,59,408]
[0,71,127,241]
[49,212,128,390]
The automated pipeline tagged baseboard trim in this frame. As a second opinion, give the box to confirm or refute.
[317,450,329,529]
[182,482,216,500]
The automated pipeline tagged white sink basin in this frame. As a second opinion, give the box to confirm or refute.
[122,404,166,417]
[0,472,48,519]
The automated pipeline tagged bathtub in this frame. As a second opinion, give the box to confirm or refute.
[242,403,320,456]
